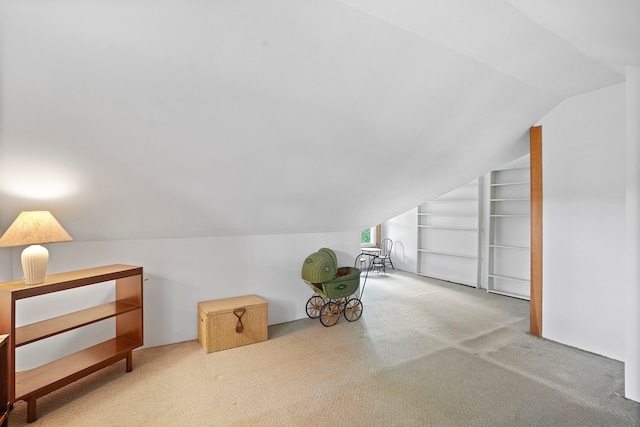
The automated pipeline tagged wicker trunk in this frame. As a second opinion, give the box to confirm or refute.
[198,295,268,353]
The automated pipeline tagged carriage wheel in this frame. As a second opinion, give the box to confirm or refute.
[306,295,324,319]
[319,302,341,327]
[335,297,348,312]
[344,298,363,322]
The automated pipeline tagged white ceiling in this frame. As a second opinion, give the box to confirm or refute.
[0,0,638,241]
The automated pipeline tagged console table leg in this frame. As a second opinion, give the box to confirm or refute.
[126,350,133,372]
[26,397,36,423]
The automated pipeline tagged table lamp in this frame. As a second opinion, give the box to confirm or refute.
[0,211,73,285]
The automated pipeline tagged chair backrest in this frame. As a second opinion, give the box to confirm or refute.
[380,238,393,257]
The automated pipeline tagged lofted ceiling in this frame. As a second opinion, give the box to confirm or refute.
[0,0,638,241]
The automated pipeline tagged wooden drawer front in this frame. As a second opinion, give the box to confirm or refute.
[198,295,268,353]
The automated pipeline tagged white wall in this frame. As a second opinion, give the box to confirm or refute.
[0,248,11,282]
[378,83,636,399]
[383,207,417,273]
[5,231,360,369]
[625,66,640,402]
[539,83,627,361]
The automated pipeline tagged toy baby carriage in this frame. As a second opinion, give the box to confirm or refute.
[301,248,365,327]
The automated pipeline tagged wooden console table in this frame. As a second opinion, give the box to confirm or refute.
[0,334,8,427]
[0,264,144,423]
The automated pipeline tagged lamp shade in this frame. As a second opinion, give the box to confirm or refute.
[0,211,72,247]
[0,211,73,285]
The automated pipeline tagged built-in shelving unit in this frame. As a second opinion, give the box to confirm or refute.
[417,179,481,287]
[0,264,144,423]
[487,167,531,299]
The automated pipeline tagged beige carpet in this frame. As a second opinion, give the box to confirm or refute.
[8,271,640,426]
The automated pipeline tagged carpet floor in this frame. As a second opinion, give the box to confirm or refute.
[8,270,640,426]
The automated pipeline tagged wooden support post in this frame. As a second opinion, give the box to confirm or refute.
[530,126,543,337]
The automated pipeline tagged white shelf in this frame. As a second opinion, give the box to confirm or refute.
[487,289,530,301]
[493,166,530,172]
[418,225,478,231]
[488,274,530,283]
[490,181,529,187]
[489,244,530,251]
[426,199,478,202]
[418,249,478,259]
[490,214,530,218]
[490,198,529,202]
[419,213,478,216]
[416,272,477,288]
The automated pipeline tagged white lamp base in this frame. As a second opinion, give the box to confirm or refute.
[21,244,49,285]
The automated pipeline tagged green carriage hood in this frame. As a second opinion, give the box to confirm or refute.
[301,248,337,283]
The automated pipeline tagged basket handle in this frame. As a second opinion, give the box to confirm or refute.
[234,308,246,333]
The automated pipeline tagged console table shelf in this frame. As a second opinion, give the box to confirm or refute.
[15,337,138,399]
[15,301,141,347]
[0,264,144,423]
